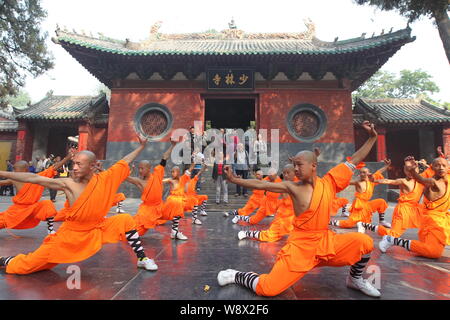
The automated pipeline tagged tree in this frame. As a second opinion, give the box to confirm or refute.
[353,69,440,99]
[354,1,450,62]
[0,0,54,108]
[4,90,30,109]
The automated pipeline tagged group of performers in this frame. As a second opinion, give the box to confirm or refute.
[0,120,448,299]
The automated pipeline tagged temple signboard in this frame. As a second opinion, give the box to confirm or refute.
[207,68,255,91]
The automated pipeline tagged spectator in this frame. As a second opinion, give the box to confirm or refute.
[28,161,36,173]
[253,133,267,168]
[3,160,14,196]
[36,156,45,172]
[43,154,55,170]
[191,147,205,191]
[212,152,228,205]
[49,155,67,202]
[233,143,250,197]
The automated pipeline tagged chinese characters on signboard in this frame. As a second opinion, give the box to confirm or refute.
[207,68,254,90]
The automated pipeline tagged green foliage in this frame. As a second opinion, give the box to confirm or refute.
[353,69,440,99]
[354,0,448,22]
[0,0,54,108]
[4,90,30,108]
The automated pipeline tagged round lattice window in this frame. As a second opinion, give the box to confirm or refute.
[286,104,327,142]
[134,103,172,140]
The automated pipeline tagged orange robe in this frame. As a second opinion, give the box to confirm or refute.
[237,188,265,216]
[377,181,424,237]
[339,171,387,228]
[259,195,295,242]
[6,160,137,275]
[255,164,374,297]
[330,197,349,216]
[133,165,165,236]
[184,176,208,211]
[160,173,190,221]
[54,193,126,223]
[410,175,450,258]
[0,167,57,230]
[112,193,126,206]
[248,176,282,225]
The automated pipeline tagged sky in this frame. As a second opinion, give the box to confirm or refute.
[23,0,450,104]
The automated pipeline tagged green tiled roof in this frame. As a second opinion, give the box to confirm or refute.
[15,94,107,121]
[54,28,413,56]
[354,98,450,125]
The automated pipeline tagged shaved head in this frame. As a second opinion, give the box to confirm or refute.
[432,157,448,166]
[294,150,317,164]
[432,157,448,178]
[75,150,97,163]
[139,160,151,168]
[282,163,296,181]
[268,168,278,176]
[14,160,29,172]
[283,164,295,172]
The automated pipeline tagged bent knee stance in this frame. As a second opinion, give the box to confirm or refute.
[410,240,444,259]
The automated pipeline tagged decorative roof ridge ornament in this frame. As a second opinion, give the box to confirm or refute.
[126,18,316,49]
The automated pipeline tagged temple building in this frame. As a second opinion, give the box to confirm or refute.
[13,94,109,162]
[353,97,450,180]
[47,21,417,170]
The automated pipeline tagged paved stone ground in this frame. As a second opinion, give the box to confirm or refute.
[0,194,448,300]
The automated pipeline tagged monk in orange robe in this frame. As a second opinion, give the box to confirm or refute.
[357,160,429,237]
[330,159,391,229]
[161,164,193,240]
[0,153,73,235]
[224,169,265,218]
[237,164,296,242]
[124,139,179,236]
[231,168,282,225]
[0,137,159,274]
[379,156,449,259]
[184,164,208,225]
[218,121,381,298]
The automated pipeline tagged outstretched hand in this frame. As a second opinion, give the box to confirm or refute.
[223,165,236,181]
[313,147,321,158]
[383,158,391,167]
[361,121,377,137]
[137,134,148,147]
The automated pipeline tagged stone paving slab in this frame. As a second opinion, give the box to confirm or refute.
[0,195,448,300]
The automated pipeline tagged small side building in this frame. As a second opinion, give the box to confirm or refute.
[353,97,450,180]
[14,94,109,161]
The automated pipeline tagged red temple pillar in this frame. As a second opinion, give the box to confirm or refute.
[443,126,450,157]
[78,124,89,151]
[15,121,33,161]
[376,127,387,161]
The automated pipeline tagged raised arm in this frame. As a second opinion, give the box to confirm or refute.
[374,178,405,186]
[0,179,13,186]
[122,135,148,164]
[0,171,67,190]
[196,164,207,177]
[53,148,76,171]
[349,121,378,165]
[405,157,436,188]
[224,166,289,193]
[376,159,391,175]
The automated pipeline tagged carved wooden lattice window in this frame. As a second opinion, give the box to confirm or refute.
[140,110,168,137]
[286,103,327,142]
[134,103,172,140]
[291,111,319,138]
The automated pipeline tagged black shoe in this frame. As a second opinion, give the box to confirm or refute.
[0,256,15,267]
